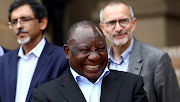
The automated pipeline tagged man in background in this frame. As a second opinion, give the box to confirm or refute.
[99,1,180,102]
[0,0,69,102]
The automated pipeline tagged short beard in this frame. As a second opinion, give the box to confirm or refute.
[105,28,133,46]
[17,36,30,45]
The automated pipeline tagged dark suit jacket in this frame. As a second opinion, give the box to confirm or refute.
[127,37,180,102]
[2,47,10,53]
[0,40,70,102]
[0,46,10,57]
[33,70,148,102]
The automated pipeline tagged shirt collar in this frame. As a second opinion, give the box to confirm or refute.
[70,66,110,83]
[18,37,46,58]
[108,38,134,63]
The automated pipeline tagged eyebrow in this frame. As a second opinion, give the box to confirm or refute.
[11,16,30,20]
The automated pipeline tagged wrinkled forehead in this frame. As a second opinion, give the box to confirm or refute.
[75,27,94,38]
[69,26,105,45]
[73,27,98,40]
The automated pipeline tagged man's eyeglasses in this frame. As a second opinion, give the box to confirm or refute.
[8,17,37,29]
[105,18,129,29]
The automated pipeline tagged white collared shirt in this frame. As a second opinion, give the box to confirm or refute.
[70,67,110,102]
[108,38,134,72]
[0,45,4,57]
[15,37,46,102]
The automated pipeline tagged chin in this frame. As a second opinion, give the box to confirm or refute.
[17,37,30,45]
[114,39,128,46]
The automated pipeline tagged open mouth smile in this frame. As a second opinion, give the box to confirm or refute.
[86,64,99,69]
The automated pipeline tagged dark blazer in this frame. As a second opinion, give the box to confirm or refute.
[0,46,10,57]
[127,37,180,102]
[33,70,148,102]
[2,47,10,53]
[0,40,70,102]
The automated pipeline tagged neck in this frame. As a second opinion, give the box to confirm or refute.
[111,38,132,62]
[22,37,42,56]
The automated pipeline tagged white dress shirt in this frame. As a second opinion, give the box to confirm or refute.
[15,38,45,102]
[108,38,134,72]
[0,45,4,57]
[70,67,110,102]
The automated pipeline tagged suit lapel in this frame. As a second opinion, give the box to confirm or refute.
[26,41,53,102]
[100,72,122,102]
[128,38,143,75]
[10,49,19,102]
[59,72,87,102]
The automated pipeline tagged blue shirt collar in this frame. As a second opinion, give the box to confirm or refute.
[70,66,110,83]
[108,38,134,64]
[18,37,46,58]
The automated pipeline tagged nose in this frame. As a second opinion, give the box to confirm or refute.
[16,21,24,29]
[88,51,100,62]
[114,21,123,32]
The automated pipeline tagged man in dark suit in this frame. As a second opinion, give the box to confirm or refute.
[99,1,180,102]
[0,45,10,57]
[0,0,69,102]
[32,20,148,102]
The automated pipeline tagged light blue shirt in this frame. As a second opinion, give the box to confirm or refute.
[70,67,110,102]
[0,45,4,57]
[108,38,134,72]
[15,37,46,102]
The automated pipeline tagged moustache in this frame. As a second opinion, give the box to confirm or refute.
[112,30,128,36]
[16,29,27,35]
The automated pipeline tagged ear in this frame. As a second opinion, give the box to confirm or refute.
[39,17,48,30]
[99,23,106,36]
[63,44,70,60]
[132,17,137,31]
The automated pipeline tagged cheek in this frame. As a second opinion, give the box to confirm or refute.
[127,27,132,31]
[70,54,86,66]
[29,22,41,34]
[104,27,113,35]
[100,52,108,63]
[12,29,17,37]
[69,56,85,75]
[126,23,133,31]
[75,54,87,64]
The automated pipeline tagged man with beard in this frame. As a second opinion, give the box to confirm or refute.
[0,0,69,102]
[99,1,180,102]
[32,20,148,102]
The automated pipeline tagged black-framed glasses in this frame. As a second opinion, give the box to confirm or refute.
[105,18,129,29]
[7,17,37,29]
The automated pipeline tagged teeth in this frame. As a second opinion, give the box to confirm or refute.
[86,64,99,69]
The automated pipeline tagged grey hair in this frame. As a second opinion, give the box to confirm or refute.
[100,1,134,24]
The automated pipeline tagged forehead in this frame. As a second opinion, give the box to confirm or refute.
[75,27,94,39]
[11,4,34,19]
[70,27,104,45]
[103,4,130,20]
